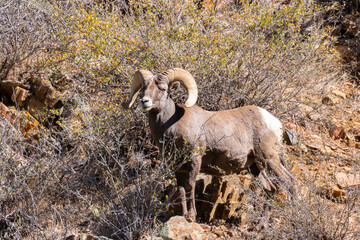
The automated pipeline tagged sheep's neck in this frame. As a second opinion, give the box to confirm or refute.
[148,98,183,146]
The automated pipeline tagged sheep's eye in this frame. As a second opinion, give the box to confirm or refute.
[159,88,166,92]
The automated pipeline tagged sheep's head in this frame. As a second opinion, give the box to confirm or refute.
[122,68,198,112]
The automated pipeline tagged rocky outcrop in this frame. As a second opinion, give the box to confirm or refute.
[150,216,217,240]
[0,73,65,126]
[196,174,251,223]
[0,102,41,140]
[166,173,251,223]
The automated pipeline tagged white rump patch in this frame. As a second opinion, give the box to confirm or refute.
[259,108,283,143]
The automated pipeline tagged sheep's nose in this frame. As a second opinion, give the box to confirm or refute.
[141,98,149,104]
[141,97,152,106]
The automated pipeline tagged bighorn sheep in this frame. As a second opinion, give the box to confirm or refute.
[122,68,294,220]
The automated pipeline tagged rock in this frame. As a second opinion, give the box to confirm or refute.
[306,143,321,151]
[330,185,346,199]
[345,139,354,147]
[180,174,252,223]
[211,227,223,237]
[304,134,336,155]
[0,103,23,142]
[205,175,251,222]
[335,45,356,62]
[343,19,358,37]
[11,86,29,108]
[144,237,163,240]
[306,143,333,155]
[0,102,12,121]
[298,143,308,153]
[0,80,29,94]
[335,172,360,189]
[283,129,298,145]
[25,96,47,121]
[158,216,215,240]
[0,103,21,130]
[322,96,335,105]
[348,126,360,144]
[0,102,42,140]
[1,75,65,127]
[329,125,346,140]
[307,112,321,121]
[318,183,346,201]
[331,89,346,99]
[65,234,113,240]
[213,181,240,220]
[28,76,63,108]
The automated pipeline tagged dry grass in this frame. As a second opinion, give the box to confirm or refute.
[1,0,358,239]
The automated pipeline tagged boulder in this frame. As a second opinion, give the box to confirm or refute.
[0,80,29,95]
[25,95,47,122]
[28,76,62,108]
[0,102,42,140]
[11,86,29,108]
[283,129,298,145]
[65,234,113,240]
[196,174,251,222]
[158,216,216,240]
[335,172,360,189]
[0,102,22,142]
[1,74,65,126]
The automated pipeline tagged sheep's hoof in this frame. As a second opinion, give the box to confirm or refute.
[184,212,196,222]
[185,216,195,222]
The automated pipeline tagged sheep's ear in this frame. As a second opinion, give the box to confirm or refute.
[169,81,180,93]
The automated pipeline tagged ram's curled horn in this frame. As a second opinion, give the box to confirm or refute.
[122,70,154,109]
[161,68,198,107]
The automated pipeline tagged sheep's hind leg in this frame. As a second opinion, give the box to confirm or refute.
[248,163,273,232]
[256,145,295,196]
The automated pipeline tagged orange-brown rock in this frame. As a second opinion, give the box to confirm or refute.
[335,172,360,189]
[157,216,217,240]
[0,102,41,140]
[196,174,251,222]
[329,125,346,140]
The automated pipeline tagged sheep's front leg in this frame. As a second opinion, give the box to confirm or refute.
[187,153,202,221]
[175,147,203,221]
[179,186,188,216]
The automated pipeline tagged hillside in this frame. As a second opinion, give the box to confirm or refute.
[0,0,359,239]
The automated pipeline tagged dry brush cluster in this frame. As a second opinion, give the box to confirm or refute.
[0,0,358,239]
